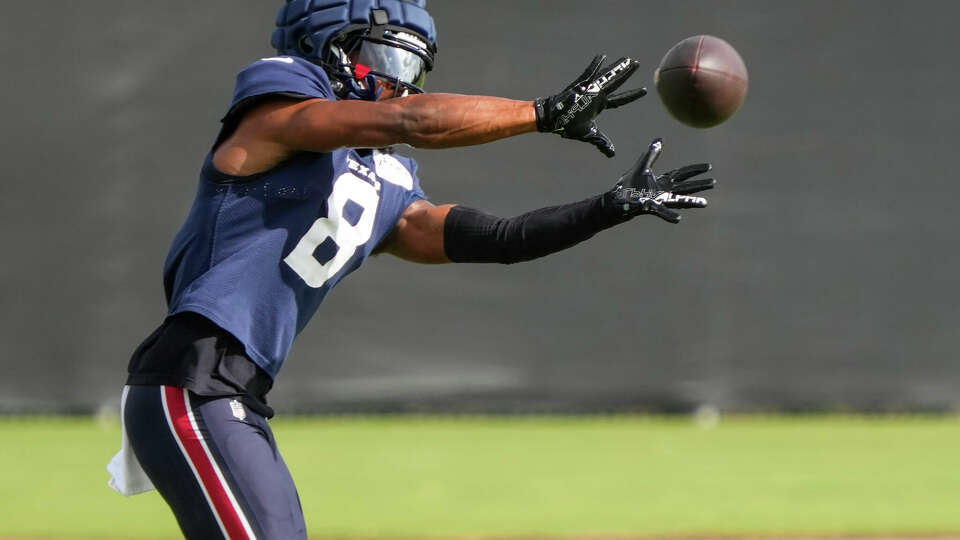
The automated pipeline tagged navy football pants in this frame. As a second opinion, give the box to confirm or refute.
[124,386,307,540]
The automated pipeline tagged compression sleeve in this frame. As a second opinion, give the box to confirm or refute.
[443,193,631,264]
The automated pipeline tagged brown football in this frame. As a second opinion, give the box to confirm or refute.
[654,35,748,128]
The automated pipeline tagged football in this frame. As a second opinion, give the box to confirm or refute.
[654,35,748,128]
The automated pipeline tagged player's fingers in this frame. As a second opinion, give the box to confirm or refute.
[637,138,663,172]
[648,201,682,223]
[585,129,616,158]
[598,58,639,95]
[606,87,647,109]
[668,163,712,182]
[671,177,716,195]
[572,54,605,87]
[666,195,708,209]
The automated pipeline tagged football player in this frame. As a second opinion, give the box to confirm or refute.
[108,1,715,538]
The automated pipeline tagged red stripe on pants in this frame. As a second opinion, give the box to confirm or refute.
[164,386,250,540]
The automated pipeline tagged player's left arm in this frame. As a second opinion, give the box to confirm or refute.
[376,200,454,264]
[377,139,716,264]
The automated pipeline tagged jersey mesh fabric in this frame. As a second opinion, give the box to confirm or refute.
[163,56,427,379]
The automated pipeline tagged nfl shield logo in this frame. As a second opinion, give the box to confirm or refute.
[229,399,246,421]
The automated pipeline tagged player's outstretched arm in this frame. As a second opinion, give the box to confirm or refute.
[283,54,644,155]
[214,55,645,175]
[378,139,714,264]
[212,94,537,175]
[282,93,540,151]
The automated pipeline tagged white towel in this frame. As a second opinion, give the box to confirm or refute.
[106,386,155,496]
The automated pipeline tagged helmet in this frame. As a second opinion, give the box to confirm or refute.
[272,0,438,99]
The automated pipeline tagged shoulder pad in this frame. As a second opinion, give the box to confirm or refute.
[229,56,335,112]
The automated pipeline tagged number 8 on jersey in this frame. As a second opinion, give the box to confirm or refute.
[284,172,380,288]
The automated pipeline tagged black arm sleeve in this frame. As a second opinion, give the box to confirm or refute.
[443,192,631,264]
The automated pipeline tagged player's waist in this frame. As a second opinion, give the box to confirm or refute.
[126,311,275,417]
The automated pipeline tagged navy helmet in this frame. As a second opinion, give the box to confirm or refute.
[272,0,438,98]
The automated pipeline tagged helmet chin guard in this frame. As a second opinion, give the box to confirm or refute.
[272,0,438,100]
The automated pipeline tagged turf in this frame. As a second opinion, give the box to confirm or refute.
[0,415,958,539]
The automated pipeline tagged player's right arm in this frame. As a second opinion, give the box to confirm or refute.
[267,93,540,152]
[213,55,646,176]
[213,94,536,175]
[273,54,647,154]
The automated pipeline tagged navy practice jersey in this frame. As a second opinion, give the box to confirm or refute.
[163,56,426,379]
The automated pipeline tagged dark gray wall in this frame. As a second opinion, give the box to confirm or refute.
[2,1,958,413]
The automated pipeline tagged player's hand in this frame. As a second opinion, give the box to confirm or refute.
[608,138,715,223]
[535,55,646,158]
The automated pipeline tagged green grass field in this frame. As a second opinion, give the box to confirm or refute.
[0,415,958,539]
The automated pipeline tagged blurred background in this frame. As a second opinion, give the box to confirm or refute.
[2,0,959,415]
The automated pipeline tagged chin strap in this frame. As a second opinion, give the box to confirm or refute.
[340,72,383,101]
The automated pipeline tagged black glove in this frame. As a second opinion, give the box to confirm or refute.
[607,138,716,224]
[534,55,647,158]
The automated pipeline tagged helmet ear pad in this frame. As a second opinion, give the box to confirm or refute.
[296,35,315,56]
